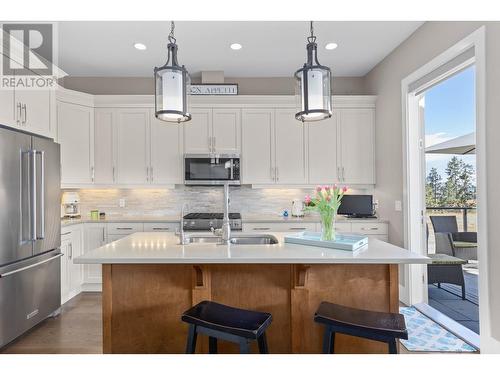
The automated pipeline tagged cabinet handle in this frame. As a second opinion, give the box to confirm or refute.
[337,166,341,181]
[68,243,73,260]
[290,227,307,230]
[16,103,22,125]
[146,166,149,182]
[112,167,115,182]
[276,167,279,182]
[116,227,133,230]
[208,136,212,152]
[22,104,27,124]
[91,166,95,182]
[213,136,216,151]
[152,227,169,230]
[253,227,270,231]
[342,167,345,181]
[61,232,71,236]
[102,229,105,242]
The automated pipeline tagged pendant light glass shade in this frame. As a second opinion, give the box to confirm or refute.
[294,22,332,122]
[154,23,191,123]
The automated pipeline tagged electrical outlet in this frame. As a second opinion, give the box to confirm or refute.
[119,198,126,208]
[395,200,402,212]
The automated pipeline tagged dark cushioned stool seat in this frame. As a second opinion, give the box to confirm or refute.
[181,300,272,354]
[314,302,408,354]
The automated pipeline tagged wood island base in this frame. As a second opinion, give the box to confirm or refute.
[102,263,399,354]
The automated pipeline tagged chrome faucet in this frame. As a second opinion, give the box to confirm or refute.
[177,202,189,245]
[221,182,231,243]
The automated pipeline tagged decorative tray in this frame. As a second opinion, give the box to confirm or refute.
[284,232,369,251]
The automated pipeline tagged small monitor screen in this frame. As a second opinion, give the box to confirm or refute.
[338,195,373,216]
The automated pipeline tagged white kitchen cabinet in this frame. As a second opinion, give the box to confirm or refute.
[337,109,375,184]
[60,225,83,304]
[0,86,15,127]
[212,108,241,154]
[241,109,275,184]
[307,114,339,184]
[15,89,53,137]
[114,109,150,185]
[183,108,212,153]
[58,101,94,185]
[94,109,115,184]
[184,108,240,154]
[274,109,306,184]
[150,109,183,185]
[83,223,107,285]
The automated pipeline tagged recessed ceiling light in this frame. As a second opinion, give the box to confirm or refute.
[134,43,147,51]
[230,43,242,50]
[325,42,338,50]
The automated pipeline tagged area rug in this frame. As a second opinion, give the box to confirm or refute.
[399,306,477,352]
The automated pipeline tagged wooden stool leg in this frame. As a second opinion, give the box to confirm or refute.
[239,339,251,354]
[388,339,398,354]
[257,332,269,354]
[186,324,198,354]
[322,327,335,354]
[209,337,218,354]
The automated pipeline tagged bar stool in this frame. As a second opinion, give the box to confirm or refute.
[314,302,408,354]
[181,300,272,354]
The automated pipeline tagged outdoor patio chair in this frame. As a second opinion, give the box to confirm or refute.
[430,216,477,261]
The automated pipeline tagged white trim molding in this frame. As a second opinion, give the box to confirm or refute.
[401,26,491,350]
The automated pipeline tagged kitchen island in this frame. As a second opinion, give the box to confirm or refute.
[75,232,429,354]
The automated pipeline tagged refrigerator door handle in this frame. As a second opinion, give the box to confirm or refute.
[0,253,63,278]
[29,150,37,242]
[36,150,45,240]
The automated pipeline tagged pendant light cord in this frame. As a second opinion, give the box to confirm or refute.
[307,21,316,43]
[168,21,176,44]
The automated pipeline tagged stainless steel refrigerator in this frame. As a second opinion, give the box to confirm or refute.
[0,125,61,348]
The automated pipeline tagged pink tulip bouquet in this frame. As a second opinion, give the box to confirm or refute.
[305,185,348,241]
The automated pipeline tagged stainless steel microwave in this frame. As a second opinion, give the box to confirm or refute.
[184,154,241,185]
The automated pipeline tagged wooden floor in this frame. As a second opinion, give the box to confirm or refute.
[0,292,425,354]
[1,293,102,354]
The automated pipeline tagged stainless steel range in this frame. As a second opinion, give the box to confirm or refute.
[183,213,242,232]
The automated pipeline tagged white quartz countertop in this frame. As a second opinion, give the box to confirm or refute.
[62,214,388,227]
[74,232,429,265]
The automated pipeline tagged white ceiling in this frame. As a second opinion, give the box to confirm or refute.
[58,21,423,77]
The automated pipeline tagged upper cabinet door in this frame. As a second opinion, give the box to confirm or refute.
[212,108,241,154]
[307,114,339,185]
[94,109,115,184]
[58,101,94,185]
[183,108,212,154]
[241,109,275,184]
[15,89,52,137]
[0,86,15,127]
[150,110,183,185]
[114,109,150,185]
[338,108,375,184]
[274,109,307,184]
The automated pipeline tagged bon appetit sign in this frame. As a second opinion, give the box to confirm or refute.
[190,84,238,95]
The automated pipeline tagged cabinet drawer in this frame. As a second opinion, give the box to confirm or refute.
[143,222,179,232]
[351,222,388,235]
[107,222,143,235]
[333,222,351,233]
[243,222,316,232]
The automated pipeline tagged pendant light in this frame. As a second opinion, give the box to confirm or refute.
[154,21,191,123]
[294,21,332,122]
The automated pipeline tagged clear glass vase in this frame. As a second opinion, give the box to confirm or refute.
[320,209,336,241]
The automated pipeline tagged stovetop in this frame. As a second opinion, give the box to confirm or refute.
[183,213,241,220]
[183,212,242,231]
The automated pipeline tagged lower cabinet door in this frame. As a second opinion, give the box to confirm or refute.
[84,224,107,284]
[60,239,70,303]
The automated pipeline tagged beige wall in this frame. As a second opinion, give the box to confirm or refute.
[58,76,366,95]
[365,21,500,351]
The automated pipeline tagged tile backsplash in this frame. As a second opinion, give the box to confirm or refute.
[66,186,372,218]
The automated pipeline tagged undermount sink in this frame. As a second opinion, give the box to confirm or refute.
[184,234,279,245]
[229,234,279,245]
